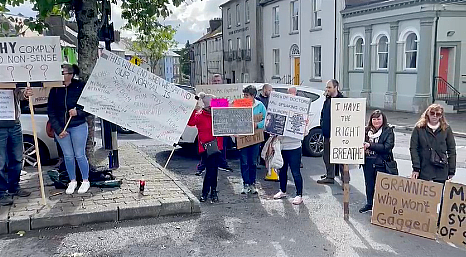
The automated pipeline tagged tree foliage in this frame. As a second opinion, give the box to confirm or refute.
[179,40,191,77]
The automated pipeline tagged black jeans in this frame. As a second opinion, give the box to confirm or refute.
[363,157,380,207]
[323,138,342,179]
[202,152,219,196]
[279,147,303,196]
[198,137,228,171]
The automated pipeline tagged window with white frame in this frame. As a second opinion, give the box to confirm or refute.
[313,0,322,28]
[355,38,364,69]
[237,37,241,56]
[273,49,280,76]
[272,6,279,36]
[246,35,251,57]
[377,35,389,69]
[313,46,322,78]
[227,8,232,28]
[244,73,249,83]
[245,0,250,23]
[291,1,299,32]
[405,33,418,69]
[228,39,233,54]
[236,4,241,26]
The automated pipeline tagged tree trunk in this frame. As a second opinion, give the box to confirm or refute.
[75,0,99,165]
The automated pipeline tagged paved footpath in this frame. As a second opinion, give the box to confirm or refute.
[0,143,200,235]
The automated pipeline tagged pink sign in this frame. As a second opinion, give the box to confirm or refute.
[211,98,229,107]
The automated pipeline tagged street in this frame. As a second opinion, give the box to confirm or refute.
[1,131,466,257]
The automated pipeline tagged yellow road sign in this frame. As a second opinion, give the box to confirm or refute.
[130,56,141,66]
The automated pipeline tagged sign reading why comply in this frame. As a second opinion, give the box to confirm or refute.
[371,173,443,239]
[195,84,243,101]
[78,50,197,146]
[0,36,62,82]
[438,181,466,248]
[211,107,254,136]
[266,91,310,140]
[330,98,366,165]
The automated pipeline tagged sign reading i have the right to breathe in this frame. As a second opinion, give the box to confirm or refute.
[438,181,466,248]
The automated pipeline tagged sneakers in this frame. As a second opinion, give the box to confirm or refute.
[219,166,233,172]
[199,194,208,202]
[241,185,250,194]
[65,181,78,195]
[195,169,205,176]
[273,190,287,199]
[292,196,303,205]
[320,174,327,179]
[210,190,219,203]
[249,184,258,194]
[9,189,31,197]
[359,204,372,213]
[78,181,90,194]
[317,178,335,184]
[0,195,13,206]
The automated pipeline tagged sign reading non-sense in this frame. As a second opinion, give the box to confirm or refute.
[0,89,15,120]
[0,36,62,82]
[266,91,310,140]
[330,98,366,164]
[211,107,254,136]
[371,173,443,239]
[438,181,466,248]
[78,50,197,146]
[195,84,243,101]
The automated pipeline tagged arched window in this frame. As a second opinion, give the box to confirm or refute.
[355,38,364,69]
[377,35,389,69]
[290,44,300,57]
[405,33,418,69]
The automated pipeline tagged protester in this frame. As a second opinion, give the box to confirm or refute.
[273,87,308,205]
[188,92,223,203]
[240,85,267,194]
[287,86,304,169]
[359,110,395,213]
[410,104,456,183]
[195,74,232,176]
[0,87,33,205]
[48,64,90,195]
[256,83,272,109]
[317,79,344,184]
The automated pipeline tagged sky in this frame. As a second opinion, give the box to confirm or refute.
[7,0,225,49]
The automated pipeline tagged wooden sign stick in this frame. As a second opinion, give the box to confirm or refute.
[343,164,350,220]
[27,82,47,206]
[63,115,73,132]
[164,145,176,169]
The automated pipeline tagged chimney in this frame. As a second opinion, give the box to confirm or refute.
[209,18,222,32]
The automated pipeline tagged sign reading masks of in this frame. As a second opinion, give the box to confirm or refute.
[78,50,197,146]
[0,90,15,120]
[330,98,366,165]
[211,107,254,136]
[0,36,62,82]
[438,181,466,248]
[266,91,311,140]
[371,173,443,239]
[195,84,243,101]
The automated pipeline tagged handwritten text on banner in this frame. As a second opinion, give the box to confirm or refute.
[438,181,466,248]
[0,90,15,120]
[195,84,243,100]
[78,50,197,146]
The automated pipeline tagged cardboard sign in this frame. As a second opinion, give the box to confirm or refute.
[266,91,311,140]
[78,50,197,146]
[438,181,466,248]
[0,89,15,120]
[211,98,229,107]
[31,87,51,106]
[0,36,62,82]
[196,84,243,100]
[233,98,253,107]
[237,129,264,149]
[330,98,366,165]
[371,173,443,239]
[211,107,254,136]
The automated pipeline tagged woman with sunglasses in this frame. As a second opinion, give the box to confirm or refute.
[410,104,456,183]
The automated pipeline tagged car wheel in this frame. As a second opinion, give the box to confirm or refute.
[117,125,135,134]
[23,136,50,167]
[303,128,324,157]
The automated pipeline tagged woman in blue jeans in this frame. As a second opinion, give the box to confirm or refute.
[48,64,90,194]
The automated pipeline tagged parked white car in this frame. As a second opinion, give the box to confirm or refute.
[178,83,326,157]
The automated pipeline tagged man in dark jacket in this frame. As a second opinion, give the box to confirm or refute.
[317,79,344,184]
[256,84,272,109]
[0,87,33,206]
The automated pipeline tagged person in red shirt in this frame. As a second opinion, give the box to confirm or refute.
[188,92,223,203]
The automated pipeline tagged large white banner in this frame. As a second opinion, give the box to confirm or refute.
[0,36,62,82]
[266,91,311,140]
[330,98,366,165]
[195,84,243,101]
[78,50,197,146]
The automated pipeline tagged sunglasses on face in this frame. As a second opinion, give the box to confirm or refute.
[429,111,442,117]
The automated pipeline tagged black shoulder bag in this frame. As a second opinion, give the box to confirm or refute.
[423,129,448,168]
[384,152,399,175]
[202,138,220,157]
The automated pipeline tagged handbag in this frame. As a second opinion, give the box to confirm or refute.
[383,154,399,175]
[423,129,448,168]
[202,138,220,157]
[46,120,55,138]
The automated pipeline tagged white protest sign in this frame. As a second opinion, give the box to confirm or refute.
[78,50,197,146]
[330,98,366,165]
[0,36,62,82]
[195,84,243,100]
[266,91,311,140]
[0,89,15,120]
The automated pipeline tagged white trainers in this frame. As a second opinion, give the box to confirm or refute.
[66,181,77,195]
[78,181,90,194]
[241,185,250,194]
[249,184,258,194]
[273,190,287,199]
[292,195,303,205]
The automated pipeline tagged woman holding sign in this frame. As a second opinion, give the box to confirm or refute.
[410,104,456,183]
[359,110,396,213]
[188,92,223,203]
[48,64,90,195]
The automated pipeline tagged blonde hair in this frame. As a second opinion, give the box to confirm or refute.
[415,104,449,131]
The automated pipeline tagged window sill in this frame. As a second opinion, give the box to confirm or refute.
[349,70,364,73]
[272,75,281,79]
[289,31,299,35]
[310,27,322,32]
[372,70,388,73]
[246,21,250,24]
[397,70,417,74]
[272,34,280,38]
[309,78,322,82]
[228,26,232,29]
